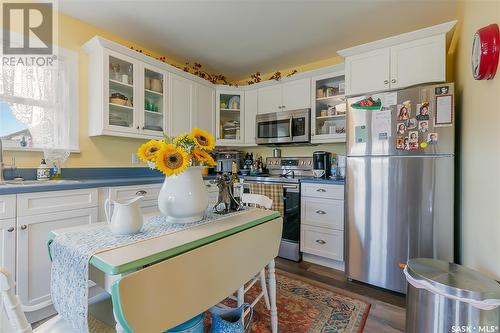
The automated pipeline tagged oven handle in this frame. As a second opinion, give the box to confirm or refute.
[243,181,298,191]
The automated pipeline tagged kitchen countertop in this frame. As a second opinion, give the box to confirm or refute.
[0,167,220,195]
[0,177,166,195]
[299,177,345,185]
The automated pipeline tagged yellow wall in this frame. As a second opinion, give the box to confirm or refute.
[455,0,500,280]
[4,12,185,168]
[4,11,346,168]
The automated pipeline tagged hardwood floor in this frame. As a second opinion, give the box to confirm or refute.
[276,258,406,333]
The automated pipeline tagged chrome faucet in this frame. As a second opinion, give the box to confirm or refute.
[0,139,16,183]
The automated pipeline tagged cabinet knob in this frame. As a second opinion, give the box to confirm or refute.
[282,105,286,109]
[20,225,27,230]
[278,106,282,109]
[316,239,326,245]
[136,190,147,196]
[384,80,389,84]
[391,79,396,83]
[136,126,140,130]
[7,227,14,232]
[315,210,326,215]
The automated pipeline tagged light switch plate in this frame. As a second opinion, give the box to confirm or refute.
[131,153,139,165]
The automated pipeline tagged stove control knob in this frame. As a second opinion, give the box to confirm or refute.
[308,161,312,165]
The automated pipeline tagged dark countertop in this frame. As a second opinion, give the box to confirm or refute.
[299,177,345,185]
[0,177,166,195]
[0,167,220,195]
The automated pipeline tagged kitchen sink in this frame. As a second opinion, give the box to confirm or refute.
[1,179,81,186]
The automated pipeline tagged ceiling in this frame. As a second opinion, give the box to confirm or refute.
[59,0,458,81]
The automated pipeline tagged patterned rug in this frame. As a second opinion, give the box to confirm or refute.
[206,270,370,333]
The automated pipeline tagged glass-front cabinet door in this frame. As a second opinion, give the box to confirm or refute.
[106,52,137,133]
[142,66,166,136]
[311,72,346,143]
[216,90,244,145]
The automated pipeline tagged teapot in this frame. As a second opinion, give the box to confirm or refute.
[104,196,144,235]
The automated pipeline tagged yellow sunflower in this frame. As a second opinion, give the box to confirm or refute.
[137,140,164,162]
[155,144,189,176]
[192,148,216,166]
[191,128,215,151]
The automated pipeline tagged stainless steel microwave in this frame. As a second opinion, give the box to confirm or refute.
[255,109,310,145]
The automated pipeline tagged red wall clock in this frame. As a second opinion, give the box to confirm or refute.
[472,24,499,80]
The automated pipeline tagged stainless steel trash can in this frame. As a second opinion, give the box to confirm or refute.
[405,258,500,333]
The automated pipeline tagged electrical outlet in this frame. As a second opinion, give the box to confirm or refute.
[131,153,140,165]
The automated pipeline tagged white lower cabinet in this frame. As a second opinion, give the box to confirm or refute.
[301,225,343,260]
[0,218,16,277]
[16,207,97,313]
[300,183,345,270]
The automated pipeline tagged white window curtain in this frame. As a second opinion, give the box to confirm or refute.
[0,57,70,155]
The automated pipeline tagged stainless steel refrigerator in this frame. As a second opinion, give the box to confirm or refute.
[346,83,455,294]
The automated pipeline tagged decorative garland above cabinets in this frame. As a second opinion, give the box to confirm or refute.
[130,46,298,86]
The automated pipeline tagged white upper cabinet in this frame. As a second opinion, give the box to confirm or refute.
[169,74,193,136]
[216,89,244,146]
[339,21,456,96]
[345,48,390,96]
[390,34,445,89]
[281,78,311,111]
[83,36,216,140]
[258,78,311,114]
[244,89,258,146]
[257,85,282,114]
[193,83,215,137]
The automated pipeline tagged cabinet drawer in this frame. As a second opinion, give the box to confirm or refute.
[0,195,16,219]
[301,197,344,230]
[110,184,161,202]
[17,189,98,217]
[301,225,343,261]
[301,183,344,200]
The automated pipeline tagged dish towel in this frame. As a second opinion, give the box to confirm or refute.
[50,208,250,333]
[249,183,284,216]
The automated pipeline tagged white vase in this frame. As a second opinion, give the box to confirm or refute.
[158,166,209,223]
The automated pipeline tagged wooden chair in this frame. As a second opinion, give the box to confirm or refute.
[0,268,114,333]
[231,193,275,326]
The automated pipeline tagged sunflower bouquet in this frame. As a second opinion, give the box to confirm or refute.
[137,128,216,176]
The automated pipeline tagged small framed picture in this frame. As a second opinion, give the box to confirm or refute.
[397,103,411,121]
[418,120,429,133]
[416,102,431,121]
[397,122,407,135]
[435,86,449,95]
[396,136,405,150]
[409,131,419,150]
[406,118,417,129]
[427,133,438,144]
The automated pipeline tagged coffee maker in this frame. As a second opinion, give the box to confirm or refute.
[215,151,240,173]
[312,151,331,178]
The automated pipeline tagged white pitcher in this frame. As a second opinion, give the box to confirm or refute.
[105,196,144,235]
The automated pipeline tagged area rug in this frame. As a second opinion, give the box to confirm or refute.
[206,270,370,333]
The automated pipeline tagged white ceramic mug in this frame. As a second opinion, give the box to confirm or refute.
[312,169,325,178]
[105,196,144,235]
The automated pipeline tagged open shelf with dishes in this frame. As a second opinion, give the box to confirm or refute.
[216,91,244,144]
[311,72,347,143]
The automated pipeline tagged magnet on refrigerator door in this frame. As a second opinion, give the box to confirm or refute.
[397,101,411,121]
[418,120,429,133]
[427,133,438,145]
[416,102,431,121]
[397,122,407,135]
[409,131,419,150]
[396,136,405,150]
[406,118,417,129]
